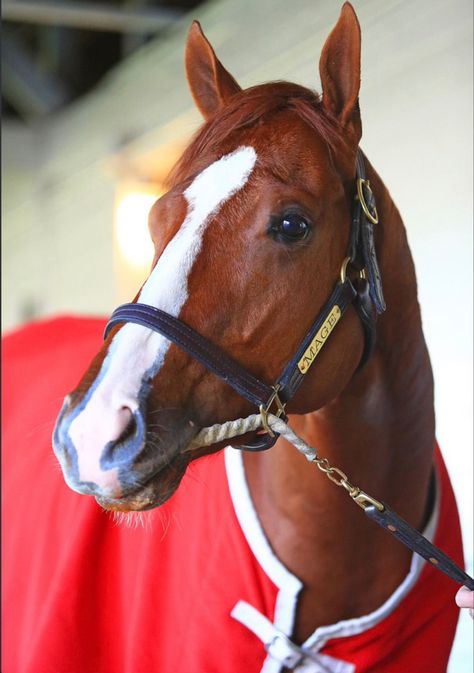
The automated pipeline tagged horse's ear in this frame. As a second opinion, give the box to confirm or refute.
[319,2,361,137]
[185,20,241,119]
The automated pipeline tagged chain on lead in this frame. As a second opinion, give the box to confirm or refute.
[310,454,384,511]
[313,457,357,494]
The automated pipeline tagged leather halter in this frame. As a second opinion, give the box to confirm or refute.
[104,149,384,451]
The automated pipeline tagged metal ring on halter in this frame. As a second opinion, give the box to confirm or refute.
[340,257,367,284]
[340,257,351,283]
[356,178,379,224]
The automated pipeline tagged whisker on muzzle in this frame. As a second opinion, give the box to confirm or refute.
[110,510,152,531]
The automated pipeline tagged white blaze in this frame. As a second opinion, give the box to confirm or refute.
[68,146,257,488]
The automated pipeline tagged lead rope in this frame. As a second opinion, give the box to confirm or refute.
[186,412,381,508]
[185,413,474,591]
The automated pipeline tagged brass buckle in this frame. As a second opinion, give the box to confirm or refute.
[259,385,287,437]
[356,178,379,225]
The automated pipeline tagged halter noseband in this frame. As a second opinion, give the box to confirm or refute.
[104,150,385,451]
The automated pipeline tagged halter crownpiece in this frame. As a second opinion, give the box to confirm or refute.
[104,149,383,451]
[352,151,386,314]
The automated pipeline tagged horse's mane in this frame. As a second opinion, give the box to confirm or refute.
[167,81,344,186]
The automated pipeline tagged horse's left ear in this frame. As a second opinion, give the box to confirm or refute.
[319,2,362,138]
[185,20,241,120]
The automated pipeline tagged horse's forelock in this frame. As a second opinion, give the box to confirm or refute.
[167,81,344,188]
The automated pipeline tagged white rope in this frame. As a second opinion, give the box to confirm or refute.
[184,411,385,515]
[185,413,317,462]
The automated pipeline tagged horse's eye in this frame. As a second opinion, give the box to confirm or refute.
[269,213,311,242]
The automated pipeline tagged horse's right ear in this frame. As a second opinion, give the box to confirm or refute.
[185,21,241,120]
[319,2,362,138]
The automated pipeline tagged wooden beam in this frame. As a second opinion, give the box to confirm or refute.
[2,0,183,34]
[2,31,69,118]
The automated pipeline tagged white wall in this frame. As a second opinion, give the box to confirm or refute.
[2,0,472,667]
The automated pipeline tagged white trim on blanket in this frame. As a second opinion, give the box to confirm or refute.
[225,447,303,673]
[224,446,440,673]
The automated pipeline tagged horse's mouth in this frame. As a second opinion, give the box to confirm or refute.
[96,453,189,512]
[94,426,260,512]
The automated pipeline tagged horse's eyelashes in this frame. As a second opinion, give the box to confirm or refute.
[268,212,311,243]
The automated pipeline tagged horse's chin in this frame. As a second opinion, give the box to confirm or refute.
[96,456,188,512]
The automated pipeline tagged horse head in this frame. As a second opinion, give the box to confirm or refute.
[53,3,370,511]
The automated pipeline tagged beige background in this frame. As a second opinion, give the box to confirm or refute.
[2,0,472,667]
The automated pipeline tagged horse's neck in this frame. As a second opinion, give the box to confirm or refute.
[242,165,435,637]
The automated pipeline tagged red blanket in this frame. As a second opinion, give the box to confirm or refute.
[2,316,463,673]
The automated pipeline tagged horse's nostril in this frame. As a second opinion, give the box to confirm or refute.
[117,407,136,444]
[99,406,145,470]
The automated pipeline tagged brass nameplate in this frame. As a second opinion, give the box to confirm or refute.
[297,305,342,374]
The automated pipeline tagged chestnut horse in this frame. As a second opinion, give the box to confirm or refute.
[49,3,464,671]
